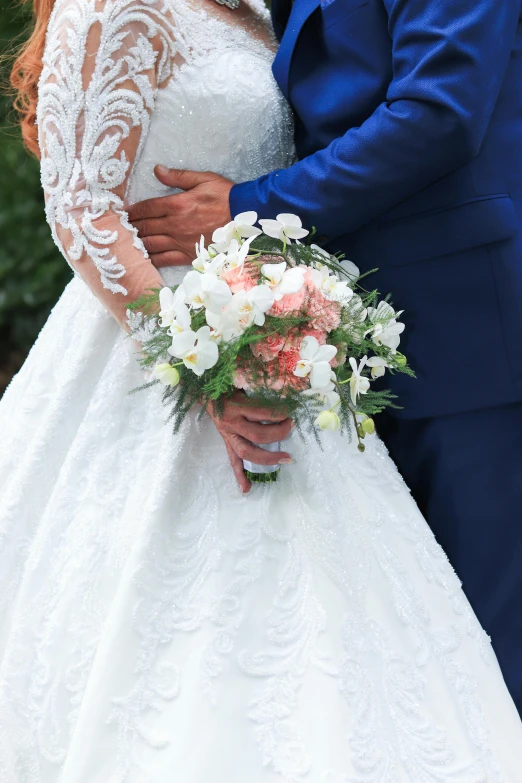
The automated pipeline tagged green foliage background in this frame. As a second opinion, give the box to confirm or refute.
[0,1,71,394]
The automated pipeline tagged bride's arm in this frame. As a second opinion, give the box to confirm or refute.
[37,0,177,329]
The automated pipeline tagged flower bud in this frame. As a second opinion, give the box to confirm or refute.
[358,443,366,453]
[395,352,407,367]
[154,362,180,387]
[361,417,375,435]
[315,410,341,432]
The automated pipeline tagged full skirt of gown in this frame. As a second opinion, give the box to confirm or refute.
[0,276,521,783]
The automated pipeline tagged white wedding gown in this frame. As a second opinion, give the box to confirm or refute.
[1,0,521,781]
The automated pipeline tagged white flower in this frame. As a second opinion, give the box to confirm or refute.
[294,335,338,389]
[303,379,341,409]
[340,259,360,281]
[208,285,275,342]
[159,286,186,328]
[211,212,261,253]
[261,261,305,301]
[192,236,226,274]
[228,285,275,328]
[154,362,180,387]
[348,356,371,406]
[309,263,354,303]
[259,213,309,244]
[315,409,341,431]
[183,271,232,313]
[367,301,405,354]
[167,302,192,339]
[168,325,219,376]
[223,235,256,271]
[366,356,388,379]
[310,243,331,261]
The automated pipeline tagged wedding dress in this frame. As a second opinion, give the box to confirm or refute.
[0,0,521,780]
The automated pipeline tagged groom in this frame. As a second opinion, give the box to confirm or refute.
[128,0,522,713]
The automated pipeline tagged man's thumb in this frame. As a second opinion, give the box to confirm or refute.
[154,165,206,190]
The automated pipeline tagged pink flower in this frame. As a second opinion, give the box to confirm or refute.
[267,286,306,317]
[221,262,259,294]
[284,328,327,350]
[233,368,253,392]
[304,284,342,332]
[251,333,286,361]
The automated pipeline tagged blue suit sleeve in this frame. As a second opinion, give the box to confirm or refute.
[230,0,520,238]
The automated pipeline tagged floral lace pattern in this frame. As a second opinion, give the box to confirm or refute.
[38,0,178,293]
[37,0,293,295]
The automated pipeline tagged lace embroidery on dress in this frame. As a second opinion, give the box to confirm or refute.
[37,0,279,297]
[38,0,178,294]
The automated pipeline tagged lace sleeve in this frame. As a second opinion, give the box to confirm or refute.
[37,0,177,320]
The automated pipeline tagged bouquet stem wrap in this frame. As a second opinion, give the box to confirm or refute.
[243,422,281,483]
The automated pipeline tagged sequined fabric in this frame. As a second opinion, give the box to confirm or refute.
[1,0,522,780]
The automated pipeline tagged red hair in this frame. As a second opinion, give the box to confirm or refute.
[10,0,55,158]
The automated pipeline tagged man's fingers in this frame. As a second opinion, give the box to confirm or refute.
[142,235,178,255]
[224,439,251,494]
[132,217,174,238]
[154,166,215,190]
[150,251,192,268]
[127,197,170,222]
[228,435,293,466]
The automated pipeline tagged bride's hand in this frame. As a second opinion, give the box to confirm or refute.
[208,392,294,494]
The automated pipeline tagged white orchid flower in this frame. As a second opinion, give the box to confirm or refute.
[261,261,305,301]
[229,285,275,328]
[348,356,371,406]
[309,263,354,303]
[223,235,256,271]
[154,362,180,387]
[303,379,341,410]
[168,325,219,376]
[182,271,232,313]
[367,301,405,354]
[340,259,360,281]
[192,236,226,274]
[205,309,227,344]
[259,214,309,244]
[310,243,331,261]
[211,212,262,253]
[315,409,341,432]
[366,356,388,379]
[159,286,186,329]
[294,335,338,389]
[166,301,192,339]
[208,284,275,343]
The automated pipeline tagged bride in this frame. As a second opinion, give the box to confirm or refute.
[1,0,521,780]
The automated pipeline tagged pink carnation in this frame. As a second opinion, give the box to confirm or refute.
[251,334,286,361]
[268,286,307,317]
[304,284,342,332]
[221,262,259,294]
[263,348,309,393]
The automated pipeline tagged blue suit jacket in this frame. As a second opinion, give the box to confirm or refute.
[230,0,522,418]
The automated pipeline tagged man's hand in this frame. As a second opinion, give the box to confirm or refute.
[208,392,294,494]
[127,166,234,268]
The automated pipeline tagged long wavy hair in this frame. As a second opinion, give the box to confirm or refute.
[10,0,54,158]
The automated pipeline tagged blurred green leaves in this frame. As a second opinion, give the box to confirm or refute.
[0,1,71,377]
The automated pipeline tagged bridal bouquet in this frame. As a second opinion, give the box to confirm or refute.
[128,213,413,482]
